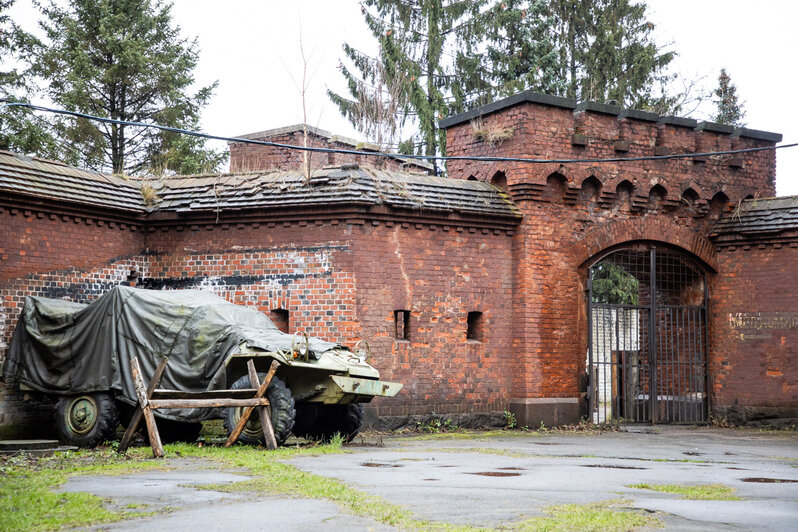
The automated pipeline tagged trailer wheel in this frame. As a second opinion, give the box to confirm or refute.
[224,375,295,446]
[56,393,119,448]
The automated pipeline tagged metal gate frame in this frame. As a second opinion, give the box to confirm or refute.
[587,245,709,424]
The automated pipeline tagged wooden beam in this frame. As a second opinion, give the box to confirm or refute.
[151,389,259,400]
[131,357,164,458]
[118,356,168,454]
[225,360,280,447]
[249,359,277,450]
[149,398,270,409]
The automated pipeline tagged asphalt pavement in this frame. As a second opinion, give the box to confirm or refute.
[60,426,798,531]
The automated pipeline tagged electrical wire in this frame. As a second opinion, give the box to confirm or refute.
[2,100,795,166]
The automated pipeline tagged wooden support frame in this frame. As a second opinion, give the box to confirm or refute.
[118,356,280,458]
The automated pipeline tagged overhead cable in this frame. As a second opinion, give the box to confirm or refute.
[2,100,795,166]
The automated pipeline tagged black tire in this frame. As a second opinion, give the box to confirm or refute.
[144,419,202,444]
[223,374,295,446]
[296,403,363,443]
[55,393,119,448]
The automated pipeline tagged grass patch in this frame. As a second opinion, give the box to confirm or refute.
[628,483,740,500]
[511,499,660,531]
[0,447,168,531]
[401,429,541,441]
[170,442,475,530]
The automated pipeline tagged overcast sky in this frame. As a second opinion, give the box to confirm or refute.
[9,0,798,195]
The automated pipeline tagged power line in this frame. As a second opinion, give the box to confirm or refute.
[2,100,795,166]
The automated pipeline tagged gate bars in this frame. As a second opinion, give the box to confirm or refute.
[587,245,709,424]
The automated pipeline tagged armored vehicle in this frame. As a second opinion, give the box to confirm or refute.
[2,286,402,447]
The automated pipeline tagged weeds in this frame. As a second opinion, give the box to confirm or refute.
[471,117,515,147]
[628,483,740,500]
[504,410,517,429]
[511,499,661,531]
[415,417,459,434]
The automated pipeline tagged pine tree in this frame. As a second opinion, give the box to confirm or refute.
[452,0,560,111]
[0,0,58,157]
[548,0,675,109]
[34,0,224,175]
[328,0,485,173]
[713,68,745,127]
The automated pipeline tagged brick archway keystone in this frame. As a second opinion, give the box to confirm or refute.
[569,217,718,272]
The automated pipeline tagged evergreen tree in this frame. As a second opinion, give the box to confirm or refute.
[452,0,560,110]
[0,0,58,157]
[592,262,639,305]
[548,0,675,109]
[712,68,745,127]
[34,0,224,175]
[328,0,485,173]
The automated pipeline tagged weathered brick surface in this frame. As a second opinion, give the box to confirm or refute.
[445,100,784,420]
[142,219,514,417]
[229,129,430,174]
[1,94,793,436]
[709,242,798,423]
[0,207,144,283]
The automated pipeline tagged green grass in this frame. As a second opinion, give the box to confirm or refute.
[400,429,541,441]
[0,447,167,531]
[511,499,661,531]
[628,483,740,500]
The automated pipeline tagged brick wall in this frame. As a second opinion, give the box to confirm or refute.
[710,242,798,425]
[142,217,515,425]
[444,98,779,425]
[346,221,514,425]
[0,206,147,437]
[229,129,429,174]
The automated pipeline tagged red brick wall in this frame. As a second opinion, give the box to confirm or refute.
[710,242,798,423]
[141,218,515,419]
[142,223,361,345]
[0,207,146,352]
[446,103,776,205]
[347,221,514,419]
[446,101,777,409]
[0,206,146,437]
[0,207,144,283]
[229,130,428,174]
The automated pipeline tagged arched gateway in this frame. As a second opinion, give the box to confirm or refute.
[587,244,708,424]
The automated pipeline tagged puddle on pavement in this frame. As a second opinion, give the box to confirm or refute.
[437,465,456,468]
[741,477,798,483]
[725,452,737,456]
[423,478,440,481]
[683,451,703,456]
[361,462,402,468]
[398,458,430,462]
[497,467,525,471]
[533,442,559,445]
[467,471,522,477]
[581,464,647,470]
[727,467,749,470]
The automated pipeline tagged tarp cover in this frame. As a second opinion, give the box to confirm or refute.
[2,286,337,421]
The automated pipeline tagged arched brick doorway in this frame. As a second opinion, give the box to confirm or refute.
[587,243,708,424]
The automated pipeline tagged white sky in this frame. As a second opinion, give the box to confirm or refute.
[9,0,798,195]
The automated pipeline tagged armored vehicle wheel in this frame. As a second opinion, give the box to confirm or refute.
[295,403,363,443]
[224,374,295,446]
[55,393,119,448]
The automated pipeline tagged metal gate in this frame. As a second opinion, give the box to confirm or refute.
[587,245,708,424]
